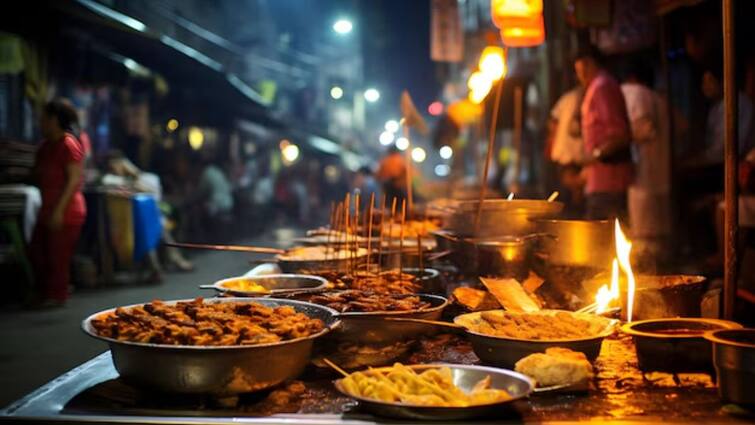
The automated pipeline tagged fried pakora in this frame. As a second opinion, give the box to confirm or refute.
[90,298,325,346]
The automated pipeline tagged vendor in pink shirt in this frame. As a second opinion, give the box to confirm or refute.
[574,48,633,221]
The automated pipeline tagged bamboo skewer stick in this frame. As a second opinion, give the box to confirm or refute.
[353,193,360,275]
[366,193,375,273]
[343,193,351,270]
[377,195,387,275]
[473,62,506,236]
[326,202,336,260]
[322,358,349,378]
[333,203,343,262]
[400,199,406,278]
[417,233,423,272]
[389,197,397,273]
[164,242,284,255]
[403,123,414,217]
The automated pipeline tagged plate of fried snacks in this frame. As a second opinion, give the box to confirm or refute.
[515,347,593,393]
[334,362,533,420]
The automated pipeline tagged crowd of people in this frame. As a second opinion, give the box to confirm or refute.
[546,46,755,266]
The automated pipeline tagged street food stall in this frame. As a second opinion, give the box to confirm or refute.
[2,186,754,424]
[2,1,754,424]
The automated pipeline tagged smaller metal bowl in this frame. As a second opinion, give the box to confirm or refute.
[622,318,742,374]
[334,363,533,420]
[204,274,329,297]
[705,328,755,405]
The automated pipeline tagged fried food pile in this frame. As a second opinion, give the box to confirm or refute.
[463,311,609,340]
[302,270,422,295]
[303,290,431,313]
[349,271,422,295]
[515,347,594,387]
[339,363,512,407]
[90,298,325,346]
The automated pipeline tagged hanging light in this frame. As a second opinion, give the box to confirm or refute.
[479,46,507,81]
[491,0,545,47]
[188,127,204,150]
[467,71,493,104]
[439,145,453,159]
[411,147,427,163]
[395,137,410,151]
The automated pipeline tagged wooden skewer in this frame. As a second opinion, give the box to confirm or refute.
[343,193,351,264]
[400,199,406,278]
[473,61,506,236]
[326,202,336,260]
[547,191,559,202]
[353,192,360,274]
[377,194,387,275]
[366,193,375,273]
[333,203,342,261]
[417,233,423,272]
[322,357,349,377]
[389,197,397,272]
[164,242,284,255]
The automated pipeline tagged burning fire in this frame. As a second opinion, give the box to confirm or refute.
[594,220,636,321]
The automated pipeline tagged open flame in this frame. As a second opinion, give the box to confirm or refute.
[593,220,636,321]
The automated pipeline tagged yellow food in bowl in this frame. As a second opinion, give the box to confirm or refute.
[339,363,511,407]
[220,279,270,294]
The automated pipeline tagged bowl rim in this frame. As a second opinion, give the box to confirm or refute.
[212,274,329,295]
[704,328,755,348]
[454,309,617,343]
[81,297,340,350]
[333,363,534,409]
[622,318,743,339]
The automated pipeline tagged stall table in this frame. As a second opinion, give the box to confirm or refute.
[2,332,752,424]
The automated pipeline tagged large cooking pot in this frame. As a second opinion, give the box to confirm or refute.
[446,199,564,237]
[533,219,614,269]
[433,231,540,278]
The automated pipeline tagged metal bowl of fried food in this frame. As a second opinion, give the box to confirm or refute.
[453,310,617,369]
[334,363,533,420]
[204,274,329,297]
[82,298,340,395]
[623,318,742,374]
[288,290,449,344]
[276,246,369,273]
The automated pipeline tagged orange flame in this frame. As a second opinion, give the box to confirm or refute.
[592,220,636,321]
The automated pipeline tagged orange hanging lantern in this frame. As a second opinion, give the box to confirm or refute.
[491,0,545,47]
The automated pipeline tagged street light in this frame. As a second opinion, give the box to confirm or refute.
[395,137,409,151]
[330,86,344,100]
[379,131,395,146]
[384,119,399,133]
[364,88,380,103]
[333,19,353,35]
[411,147,427,163]
[439,145,453,159]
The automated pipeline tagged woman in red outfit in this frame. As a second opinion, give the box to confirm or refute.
[30,98,87,307]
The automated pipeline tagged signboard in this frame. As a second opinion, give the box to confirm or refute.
[431,0,463,62]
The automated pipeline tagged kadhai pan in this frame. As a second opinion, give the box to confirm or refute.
[82,298,340,395]
[386,309,617,369]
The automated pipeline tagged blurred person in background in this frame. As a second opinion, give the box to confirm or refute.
[377,146,408,204]
[621,60,672,261]
[195,157,234,237]
[574,47,633,221]
[29,99,87,307]
[353,165,381,209]
[102,150,194,277]
[547,86,585,218]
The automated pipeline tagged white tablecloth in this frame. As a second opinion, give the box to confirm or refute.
[0,184,41,241]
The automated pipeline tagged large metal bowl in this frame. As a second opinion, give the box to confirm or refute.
[705,328,755,405]
[334,363,533,420]
[623,318,742,374]
[446,199,564,237]
[204,274,329,297]
[82,298,340,395]
[453,310,617,369]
